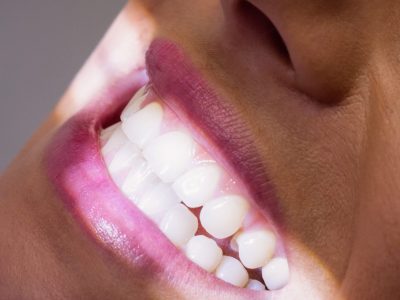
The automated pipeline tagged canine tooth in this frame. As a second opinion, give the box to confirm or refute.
[101,124,128,157]
[246,279,265,291]
[107,142,140,174]
[137,183,181,223]
[200,195,249,239]
[143,131,195,182]
[121,102,163,148]
[159,204,198,248]
[215,256,249,287]
[262,257,290,290]
[172,164,221,208]
[185,235,223,272]
[120,85,148,121]
[120,158,157,201]
[237,230,276,269]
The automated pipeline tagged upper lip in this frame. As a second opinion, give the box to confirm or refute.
[146,39,283,228]
[45,38,282,299]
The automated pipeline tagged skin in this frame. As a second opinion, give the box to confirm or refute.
[1,0,400,299]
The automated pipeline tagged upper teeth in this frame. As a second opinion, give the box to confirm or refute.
[100,86,289,291]
[143,131,195,182]
[122,102,164,148]
[172,163,222,208]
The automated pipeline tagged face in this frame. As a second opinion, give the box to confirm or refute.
[1,0,400,299]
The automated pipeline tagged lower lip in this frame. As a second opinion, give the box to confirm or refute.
[44,41,275,299]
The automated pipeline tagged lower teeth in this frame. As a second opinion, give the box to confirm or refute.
[100,86,289,290]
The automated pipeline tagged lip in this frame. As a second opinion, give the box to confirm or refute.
[45,39,281,299]
[147,40,283,226]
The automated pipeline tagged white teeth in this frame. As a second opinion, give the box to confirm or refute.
[120,157,157,201]
[100,122,119,143]
[143,131,195,183]
[215,256,249,288]
[159,203,198,248]
[185,235,223,272]
[121,102,163,148]
[172,164,221,208]
[101,124,128,157]
[200,195,249,239]
[262,257,290,290]
[120,86,148,121]
[101,96,289,291]
[246,279,266,291]
[137,183,181,223]
[107,142,140,174]
[236,230,276,269]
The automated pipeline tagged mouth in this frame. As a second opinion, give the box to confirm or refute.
[46,39,290,298]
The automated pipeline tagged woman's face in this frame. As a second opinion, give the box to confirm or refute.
[1,1,400,299]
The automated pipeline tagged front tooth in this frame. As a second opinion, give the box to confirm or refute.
[121,102,163,148]
[137,183,181,223]
[101,124,128,158]
[120,85,148,121]
[159,203,198,248]
[120,157,158,201]
[236,229,276,269]
[262,257,290,290]
[172,163,221,208]
[100,122,119,144]
[185,235,223,272]
[143,131,195,182]
[107,142,140,174]
[200,195,249,239]
[246,279,265,291]
[215,256,249,288]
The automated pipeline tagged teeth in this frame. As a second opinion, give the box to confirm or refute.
[120,86,148,121]
[200,195,249,239]
[185,235,223,272]
[245,279,265,291]
[101,124,128,157]
[107,142,140,174]
[262,257,290,290]
[159,203,198,248]
[236,229,276,269]
[119,157,159,202]
[137,183,181,223]
[121,102,163,148]
[215,256,249,288]
[172,163,221,208]
[100,122,119,143]
[101,95,290,291]
[143,131,195,183]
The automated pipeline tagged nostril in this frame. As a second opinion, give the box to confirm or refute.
[233,0,292,67]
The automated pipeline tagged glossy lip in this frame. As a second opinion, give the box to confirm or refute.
[45,39,282,299]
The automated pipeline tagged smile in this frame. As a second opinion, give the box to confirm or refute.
[45,39,290,298]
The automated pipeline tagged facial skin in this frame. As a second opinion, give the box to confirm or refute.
[1,0,400,299]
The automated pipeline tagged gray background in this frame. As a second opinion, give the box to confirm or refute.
[0,1,125,170]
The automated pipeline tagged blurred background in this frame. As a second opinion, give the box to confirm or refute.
[0,1,125,170]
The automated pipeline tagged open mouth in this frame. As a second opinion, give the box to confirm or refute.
[45,39,290,297]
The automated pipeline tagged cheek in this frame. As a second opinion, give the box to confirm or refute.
[250,95,366,277]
